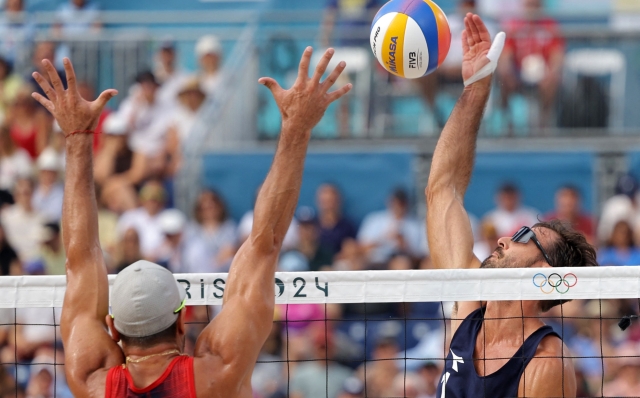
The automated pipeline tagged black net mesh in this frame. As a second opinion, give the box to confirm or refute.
[1,298,640,397]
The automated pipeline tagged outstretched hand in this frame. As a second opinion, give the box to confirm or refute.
[259,47,352,133]
[461,14,505,87]
[31,58,117,136]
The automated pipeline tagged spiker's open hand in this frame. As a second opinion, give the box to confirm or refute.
[31,58,117,136]
[259,47,352,133]
[461,14,506,87]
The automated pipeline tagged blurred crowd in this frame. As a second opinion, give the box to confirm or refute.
[323,0,618,135]
[0,0,636,397]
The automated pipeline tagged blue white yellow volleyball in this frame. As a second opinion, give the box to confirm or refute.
[370,0,451,79]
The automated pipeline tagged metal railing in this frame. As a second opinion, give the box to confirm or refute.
[175,23,259,213]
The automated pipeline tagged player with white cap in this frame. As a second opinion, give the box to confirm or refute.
[30,46,351,397]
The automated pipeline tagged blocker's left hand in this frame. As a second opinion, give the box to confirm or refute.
[31,57,118,135]
[461,13,506,87]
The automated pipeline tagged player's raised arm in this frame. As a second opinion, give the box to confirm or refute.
[193,47,351,391]
[31,58,123,395]
[426,14,503,271]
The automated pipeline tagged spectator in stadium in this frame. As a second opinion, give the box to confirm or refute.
[113,228,142,274]
[154,208,211,273]
[598,220,640,266]
[6,86,50,159]
[0,123,32,192]
[53,0,101,37]
[0,0,35,68]
[289,325,352,398]
[191,189,237,272]
[602,342,640,396]
[239,185,300,251]
[497,0,565,127]
[356,336,399,396]
[416,0,496,127]
[545,185,595,243]
[337,377,365,398]
[38,222,65,276]
[251,323,284,397]
[476,0,523,20]
[93,113,132,186]
[77,81,110,154]
[332,237,366,271]
[27,42,65,100]
[1,178,44,263]
[165,78,206,177]
[0,55,23,122]
[598,174,640,245]
[32,148,64,223]
[0,224,19,276]
[357,188,424,266]
[416,361,442,398]
[110,71,173,186]
[391,373,424,397]
[285,206,332,272]
[154,38,188,105]
[116,180,167,259]
[316,183,356,258]
[321,0,381,47]
[0,365,18,397]
[195,35,223,96]
[482,182,539,237]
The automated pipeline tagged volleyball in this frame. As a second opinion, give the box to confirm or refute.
[370,0,451,79]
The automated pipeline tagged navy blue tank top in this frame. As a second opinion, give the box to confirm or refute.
[436,307,560,398]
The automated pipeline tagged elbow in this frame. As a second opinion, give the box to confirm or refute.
[426,179,448,205]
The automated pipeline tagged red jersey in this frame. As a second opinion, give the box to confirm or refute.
[504,17,565,71]
[10,125,37,159]
[105,355,197,398]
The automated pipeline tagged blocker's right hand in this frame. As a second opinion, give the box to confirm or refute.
[31,58,118,136]
[259,47,352,133]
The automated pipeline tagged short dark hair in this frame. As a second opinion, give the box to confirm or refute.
[533,220,598,312]
[120,320,178,348]
[390,188,408,205]
[135,70,159,86]
[558,184,581,198]
[498,182,519,194]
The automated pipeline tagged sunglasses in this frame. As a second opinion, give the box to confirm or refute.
[511,226,553,267]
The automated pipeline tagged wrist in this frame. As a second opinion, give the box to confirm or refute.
[281,120,312,139]
[463,77,491,98]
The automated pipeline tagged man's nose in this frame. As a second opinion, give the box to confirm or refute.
[497,237,510,249]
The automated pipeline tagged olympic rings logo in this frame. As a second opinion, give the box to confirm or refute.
[532,273,578,294]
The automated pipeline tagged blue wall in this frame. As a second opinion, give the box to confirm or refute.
[465,152,596,219]
[202,150,416,224]
[201,150,596,227]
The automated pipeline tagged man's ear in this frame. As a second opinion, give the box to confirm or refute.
[176,309,186,337]
[106,315,121,342]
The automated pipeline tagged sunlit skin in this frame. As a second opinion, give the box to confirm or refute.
[31,48,350,397]
[426,14,576,397]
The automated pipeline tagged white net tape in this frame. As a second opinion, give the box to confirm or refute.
[1,266,638,308]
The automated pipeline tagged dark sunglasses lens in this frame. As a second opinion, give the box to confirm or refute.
[512,227,532,243]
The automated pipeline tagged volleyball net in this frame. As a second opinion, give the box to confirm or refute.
[1,267,640,397]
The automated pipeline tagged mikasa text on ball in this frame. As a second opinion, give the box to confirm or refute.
[370,0,451,79]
